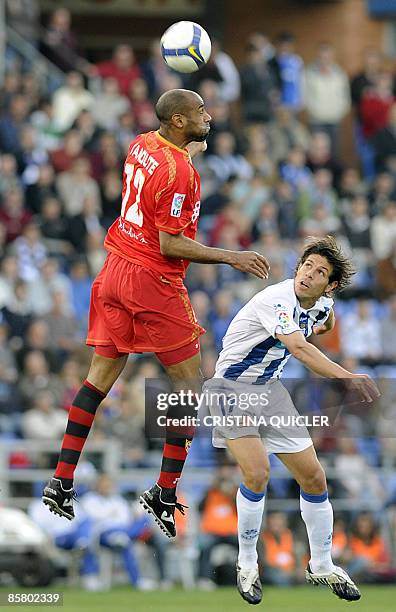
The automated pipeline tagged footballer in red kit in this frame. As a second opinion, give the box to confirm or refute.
[86,130,205,359]
[43,89,270,537]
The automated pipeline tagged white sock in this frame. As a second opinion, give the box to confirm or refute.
[237,483,266,570]
[300,490,335,574]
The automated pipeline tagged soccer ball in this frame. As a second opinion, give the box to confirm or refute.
[160,21,211,73]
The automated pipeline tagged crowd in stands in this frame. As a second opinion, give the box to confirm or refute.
[1,5,396,588]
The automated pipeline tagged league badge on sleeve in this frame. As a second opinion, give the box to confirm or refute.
[171,193,186,217]
[274,303,294,332]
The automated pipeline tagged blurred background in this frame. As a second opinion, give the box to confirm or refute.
[0,0,395,594]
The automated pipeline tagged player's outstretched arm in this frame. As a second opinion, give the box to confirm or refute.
[159,231,270,279]
[277,330,380,403]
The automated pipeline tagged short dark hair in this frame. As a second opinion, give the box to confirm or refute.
[155,89,196,124]
[295,236,355,292]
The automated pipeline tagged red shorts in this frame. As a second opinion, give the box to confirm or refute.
[86,253,205,366]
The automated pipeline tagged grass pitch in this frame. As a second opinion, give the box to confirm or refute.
[0,585,395,612]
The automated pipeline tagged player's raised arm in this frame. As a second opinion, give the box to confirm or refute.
[276,329,380,402]
[159,231,270,279]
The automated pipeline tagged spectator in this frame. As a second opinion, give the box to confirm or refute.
[340,300,382,363]
[359,71,395,140]
[0,187,32,243]
[380,295,396,362]
[85,230,107,277]
[0,153,21,196]
[40,7,89,75]
[79,473,140,588]
[21,389,67,439]
[300,201,341,237]
[73,110,104,153]
[29,99,62,151]
[57,157,100,217]
[251,200,279,241]
[261,512,296,585]
[16,318,58,371]
[45,290,80,357]
[349,513,393,582]
[240,42,278,124]
[37,196,72,257]
[68,258,92,331]
[128,78,157,132]
[27,257,72,317]
[25,164,58,214]
[243,125,276,181]
[372,102,396,172]
[100,169,122,229]
[301,168,338,217]
[52,72,94,133]
[377,240,396,299]
[0,94,30,154]
[342,195,371,249]
[50,129,85,174]
[0,254,19,308]
[92,78,130,131]
[206,132,253,184]
[103,393,147,467]
[267,106,310,164]
[304,43,351,155]
[198,466,238,586]
[9,222,47,282]
[279,146,312,194]
[209,289,239,352]
[306,131,343,187]
[368,172,396,214]
[268,32,304,112]
[0,279,33,340]
[16,125,48,185]
[65,194,103,253]
[370,201,396,260]
[18,349,63,408]
[93,44,142,96]
[351,47,383,113]
[334,438,385,504]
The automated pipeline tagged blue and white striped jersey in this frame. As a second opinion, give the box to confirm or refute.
[214,279,333,384]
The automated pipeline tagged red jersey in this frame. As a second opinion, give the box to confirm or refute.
[104,131,201,280]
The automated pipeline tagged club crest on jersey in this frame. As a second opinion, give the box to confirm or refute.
[171,193,186,217]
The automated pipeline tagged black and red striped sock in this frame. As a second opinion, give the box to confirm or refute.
[157,436,192,501]
[54,380,106,488]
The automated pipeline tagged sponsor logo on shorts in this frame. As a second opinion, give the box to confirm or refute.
[171,193,186,217]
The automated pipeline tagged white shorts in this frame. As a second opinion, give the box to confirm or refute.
[201,378,313,455]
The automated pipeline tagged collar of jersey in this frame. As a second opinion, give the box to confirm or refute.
[155,130,190,157]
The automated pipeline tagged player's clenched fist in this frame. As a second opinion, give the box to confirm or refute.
[231,251,270,279]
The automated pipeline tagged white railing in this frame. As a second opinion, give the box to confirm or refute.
[0,439,393,513]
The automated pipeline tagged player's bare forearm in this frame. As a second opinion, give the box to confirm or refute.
[159,231,270,279]
[160,231,237,263]
[289,339,352,379]
[277,331,380,402]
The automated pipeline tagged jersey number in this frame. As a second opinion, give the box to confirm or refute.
[120,163,145,226]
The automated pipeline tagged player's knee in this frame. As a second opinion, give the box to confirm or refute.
[243,464,270,493]
[299,463,327,494]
